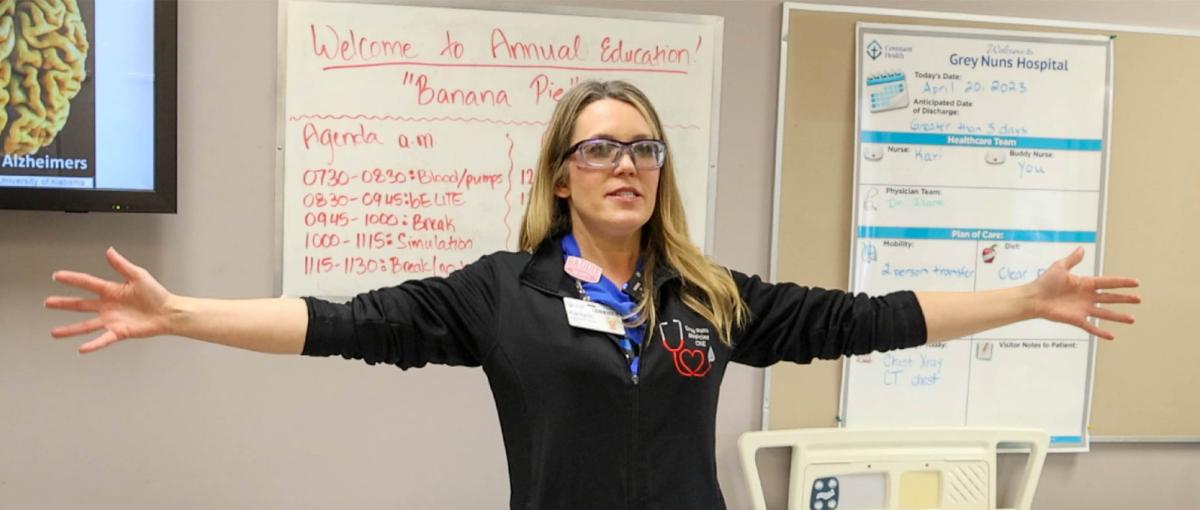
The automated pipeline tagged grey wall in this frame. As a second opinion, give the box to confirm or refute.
[1,0,1196,508]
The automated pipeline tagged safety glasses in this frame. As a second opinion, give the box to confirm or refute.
[562,138,666,171]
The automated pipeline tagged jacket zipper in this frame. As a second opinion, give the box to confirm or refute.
[628,286,673,507]
[630,373,639,510]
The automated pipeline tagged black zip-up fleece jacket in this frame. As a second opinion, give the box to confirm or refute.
[302,238,927,509]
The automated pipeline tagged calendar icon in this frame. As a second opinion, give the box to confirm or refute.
[866,70,908,113]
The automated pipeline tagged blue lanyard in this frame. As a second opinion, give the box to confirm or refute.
[561,234,646,376]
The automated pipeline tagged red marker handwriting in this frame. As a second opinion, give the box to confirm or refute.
[440,31,464,59]
[529,73,581,104]
[491,28,585,62]
[600,36,692,66]
[402,71,512,107]
[301,123,382,165]
[309,24,417,62]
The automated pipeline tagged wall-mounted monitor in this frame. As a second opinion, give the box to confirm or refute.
[0,0,176,213]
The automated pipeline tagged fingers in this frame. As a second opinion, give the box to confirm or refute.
[51,317,106,339]
[1095,292,1141,305]
[1093,276,1139,289]
[1079,320,1115,341]
[106,247,144,281]
[1090,307,1135,325]
[79,331,119,354]
[52,270,113,295]
[44,296,100,312]
[1061,246,1085,270]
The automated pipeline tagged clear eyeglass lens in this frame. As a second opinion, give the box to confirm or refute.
[580,141,619,163]
[579,140,663,169]
[631,142,664,166]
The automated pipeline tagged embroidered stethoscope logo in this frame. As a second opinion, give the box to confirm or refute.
[659,319,712,378]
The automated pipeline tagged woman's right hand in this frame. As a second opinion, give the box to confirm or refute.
[45,247,175,353]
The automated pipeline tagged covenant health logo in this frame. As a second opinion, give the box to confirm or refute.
[866,40,882,60]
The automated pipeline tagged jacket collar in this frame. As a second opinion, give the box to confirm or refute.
[519,236,680,297]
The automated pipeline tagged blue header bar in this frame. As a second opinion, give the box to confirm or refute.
[1050,435,1083,445]
[866,73,906,85]
[858,226,1097,243]
[861,131,1102,151]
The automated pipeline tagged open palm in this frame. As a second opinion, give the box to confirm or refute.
[1032,247,1140,340]
[45,248,174,353]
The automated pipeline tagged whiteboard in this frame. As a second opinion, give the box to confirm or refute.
[766,0,1200,444]
[839,23,1112,451]
[276,0,723,298]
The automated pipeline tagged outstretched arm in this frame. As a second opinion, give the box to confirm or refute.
[917,247,1140,343]
[46,248,307,354]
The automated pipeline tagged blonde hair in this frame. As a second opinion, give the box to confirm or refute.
[518,80,747,345]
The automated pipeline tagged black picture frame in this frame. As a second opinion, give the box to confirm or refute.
[0,0,177,213]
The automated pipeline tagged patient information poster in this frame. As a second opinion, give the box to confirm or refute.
[841,23,1112,449]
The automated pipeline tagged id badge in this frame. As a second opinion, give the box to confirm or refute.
[563,297,625,335]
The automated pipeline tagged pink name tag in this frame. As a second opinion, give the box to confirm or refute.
[564,256,602,283]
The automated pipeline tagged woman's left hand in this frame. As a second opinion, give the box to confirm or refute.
[1030,247,1140,340]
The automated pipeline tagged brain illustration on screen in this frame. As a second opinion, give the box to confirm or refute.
[0,0,88,155]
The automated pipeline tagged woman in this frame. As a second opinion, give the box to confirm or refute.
[46,81,1139,509]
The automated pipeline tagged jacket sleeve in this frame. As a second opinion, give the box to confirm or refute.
[729,271,927,367]
[300,255,497,369]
